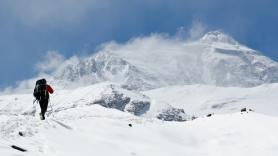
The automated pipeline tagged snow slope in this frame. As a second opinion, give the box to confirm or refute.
[2,111,278,156]
[1,83,278,155]
[144,83,278,116]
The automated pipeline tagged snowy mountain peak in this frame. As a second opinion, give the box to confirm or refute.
[200,30,238,45]
[20,30,278,91]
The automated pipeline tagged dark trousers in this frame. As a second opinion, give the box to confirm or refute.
[39,99,49,117]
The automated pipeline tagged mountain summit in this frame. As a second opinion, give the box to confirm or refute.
[200,30,239,45]
[47,31,278,90]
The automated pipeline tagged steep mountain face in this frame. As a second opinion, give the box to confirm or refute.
[50,31,278,90]
[52,52,157,90]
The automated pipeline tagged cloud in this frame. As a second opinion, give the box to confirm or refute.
[188,21,207,40]
[35,51,65,74]
[175,20,208,41]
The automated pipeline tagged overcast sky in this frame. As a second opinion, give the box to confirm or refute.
[0,0,277,89]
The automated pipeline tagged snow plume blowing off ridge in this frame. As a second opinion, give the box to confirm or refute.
[36,51,66,74]
[3,27,278,93]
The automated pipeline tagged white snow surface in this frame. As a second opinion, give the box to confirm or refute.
[144,83,278,116]
[1,82,278,156]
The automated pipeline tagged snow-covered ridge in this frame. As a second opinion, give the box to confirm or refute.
[200,30,239,45]
[43,31,278,90]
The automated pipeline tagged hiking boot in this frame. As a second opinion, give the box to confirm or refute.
[39,113,45,120]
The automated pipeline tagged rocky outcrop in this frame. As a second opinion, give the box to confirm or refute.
[92,84,150,116]
[156,106,189,122]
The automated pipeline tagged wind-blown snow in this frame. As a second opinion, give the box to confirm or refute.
[42,31,278,90]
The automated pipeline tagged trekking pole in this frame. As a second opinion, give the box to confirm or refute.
[48,99,55,118]
[32,99,38,117]
[33,99,37,105]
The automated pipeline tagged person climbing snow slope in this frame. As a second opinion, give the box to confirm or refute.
[33,78,54,120]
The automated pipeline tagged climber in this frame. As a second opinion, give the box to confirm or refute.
[33,79,54,120]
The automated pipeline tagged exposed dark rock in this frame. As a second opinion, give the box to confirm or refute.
[128,124,133,127]
[93,92,130,111]
[157,107,188,122]
[191,116,198,120]
[241,108,247,112]
[125,100,150,116]
[207,113,213,117]
[93,85,151,116]
[18,131,24,136]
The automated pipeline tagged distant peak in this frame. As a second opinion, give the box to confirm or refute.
[200,30,238,45]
